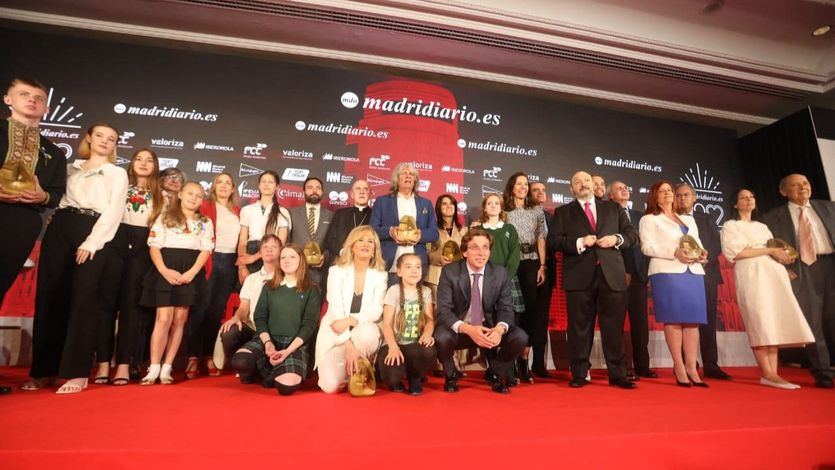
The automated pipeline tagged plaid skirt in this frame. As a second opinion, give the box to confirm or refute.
[242,335,309,386]
[511,275,525,314]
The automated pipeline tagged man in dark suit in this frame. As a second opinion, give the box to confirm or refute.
[609,181,656,379]
[548,171,639,389]
[324,179,371,262]
[435,227,528,394]
[761,173,835,388]
[674,183,732,380]
[288,177,333,287]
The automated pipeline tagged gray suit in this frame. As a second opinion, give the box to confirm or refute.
[761,199,835,380]
[289,204,334,287]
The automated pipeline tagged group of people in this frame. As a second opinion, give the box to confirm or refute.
[1,76,834,397]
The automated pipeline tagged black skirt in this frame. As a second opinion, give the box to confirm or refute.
[140,248,206,308]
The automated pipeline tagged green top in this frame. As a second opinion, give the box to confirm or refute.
[482,223,520,276]
[253,284,321,343]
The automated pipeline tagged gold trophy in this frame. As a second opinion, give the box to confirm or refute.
[442,240,463,262]
[396,215,421,244]
[766,238,799,262]
[303,241,323,266]
[0,160,36,194]
[348,356,376,397]
[678,234,705,259]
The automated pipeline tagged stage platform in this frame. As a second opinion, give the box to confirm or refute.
[1,366,834,469]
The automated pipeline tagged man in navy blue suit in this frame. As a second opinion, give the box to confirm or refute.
[370,162,438,284]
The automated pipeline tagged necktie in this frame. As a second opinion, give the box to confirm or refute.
[307,207,316,237]
[584,201,597,232]
[624,208,631,222]
[798,206,817,265]
[470,273,483,326]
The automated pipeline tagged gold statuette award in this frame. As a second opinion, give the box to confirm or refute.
[678,234,705,260]
[348,356,376,397]
[766,238,799,262]
[442,240,462,261]
[303,241,323,266]
[396,215,421,244]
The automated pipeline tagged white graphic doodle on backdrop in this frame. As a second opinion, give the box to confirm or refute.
[41,88,84,128]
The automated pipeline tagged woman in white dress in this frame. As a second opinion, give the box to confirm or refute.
[720,188,815,390]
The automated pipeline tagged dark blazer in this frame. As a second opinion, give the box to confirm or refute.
[370,193,439,271]
[761,200,835,282]
[548,199,639,292]
[691,211,722,285]
[435,260,515,331]
[622,208,649,284]
[0,119,66,210]
[289,204,334,265]
[323,206,371,263]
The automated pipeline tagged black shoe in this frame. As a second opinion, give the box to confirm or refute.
[420,375,428,383]
[517,358,534,384]
[483,369,501,385]
[0,385,11,395]
[531,366,552,379]
[569,377,588,388]
[490,380,510,394]
[636,369,658,379]
[674,371,691,387]
[814,377,834,389]
[626,373,640,382]
[390,383,406,393]
[609,377,637,389]
[704,369,732,380]
[407,379,423,396]
[687,374,709,388]
[129,365,141,381]
[443,377,459,393]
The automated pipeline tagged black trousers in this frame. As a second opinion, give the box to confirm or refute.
[110,224,153,366]
[0,204,42,306]
[626,280,650,373]
[188,252,237,358]
[565,265,628,380]
[698,281,721,372]
[517,259,550,368]
[376,342,436,386]
[434,325,527,379]
[30,209,116,379]
[793,255,835,380]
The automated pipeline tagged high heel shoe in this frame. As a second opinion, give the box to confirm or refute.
[674,371,691,387]
[185,357,199,380]
[687,373,709,388]
[206,360,222,377]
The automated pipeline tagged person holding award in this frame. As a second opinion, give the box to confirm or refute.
[638,181,708,387]
[425,194,467,299]
[288,177,332,289]
[720,188,814,389]
[370,163,438,285]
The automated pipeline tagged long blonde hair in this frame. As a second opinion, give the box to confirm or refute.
[162,181,208,228]
[77,123,119,163]
[208,171,239,211]
[335,225,386,271]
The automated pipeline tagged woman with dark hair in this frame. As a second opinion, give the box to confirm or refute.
[425,194,467,298]
[237,170,290,280]
[186,171,241,379]
[103,148,164,385]
[25,123,129,393]
[720,188,814,389]
[230,243,320,395]
[639,180,708,387]
[502,172,548,383]
[158,167,185,205]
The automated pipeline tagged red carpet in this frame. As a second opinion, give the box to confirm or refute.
[1,366,834,469]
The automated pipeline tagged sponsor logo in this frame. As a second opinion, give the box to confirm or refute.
[151,138,184,150]
[243,143,268,160]
[409,161,433,171]
[282,168,310,182]
[329,191,349,206]
[158,158,179,170]
[367,174,390,187]
[340,92,359,109]
[445,182,470,195]
[56,143,73,159]
[546,177,570,184]
[441,165,475,175]
[278,188,304,200]
[457,139,467,149]
[195,161,226,174]
[237,181,260,199]
[113,102,218,122]
[361,96,502,126]
[239,163,263,178]
[297,121,389,139]
[369,154,390,168]
[681,163,725,224]
[40,128,81,140]
[118,131,135,148]
[481,185,501,197]
[322,153,360,163]
[115,156,130,166]
[483,166,502,181]
[528,174,540,182]
[198,181,212,192]
[282,149,313,161]
[326,171,354,185]
[551,193,574,204]
[595,154,662,173]
[194,142,234,152]
[41,88,83,129]
[418,180,430,192]
[457,202,468,212]
[465,139,537,156]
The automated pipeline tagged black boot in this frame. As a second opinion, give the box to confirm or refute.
[517,358,534,384]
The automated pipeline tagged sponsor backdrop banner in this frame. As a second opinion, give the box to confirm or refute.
[1,28,744,335]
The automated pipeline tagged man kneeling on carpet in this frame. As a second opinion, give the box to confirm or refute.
[230,243,321,395]
[434,227,528,394]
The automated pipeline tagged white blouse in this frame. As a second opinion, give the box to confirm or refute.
[215,203,241,254]
[148,214,215,251]
[239,202,290,241]
[59,160,129,254]
[122,184,154,227]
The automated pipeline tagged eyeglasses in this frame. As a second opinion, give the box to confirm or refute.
[164,175,184,182]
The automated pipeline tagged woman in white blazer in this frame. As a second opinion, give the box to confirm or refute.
[639,181,709,387]
[315,225,388,393]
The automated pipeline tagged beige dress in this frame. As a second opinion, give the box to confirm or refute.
[720,220,814,347]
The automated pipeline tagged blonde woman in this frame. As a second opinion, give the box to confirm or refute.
[315,226,388,393]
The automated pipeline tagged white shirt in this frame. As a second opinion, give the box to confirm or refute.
[788,202,834,255]
[121,184,154,227]
[452,263,509,334]
[239,202,290,241]
[481,220,505,229]
[148,214,215,251]
[214,203,241,254]
[239,268,273,325]
[391,192,418,272]
[59,160,129,254]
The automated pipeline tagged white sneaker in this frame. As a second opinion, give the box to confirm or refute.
[760,377,798,390]
[585,371,591,382]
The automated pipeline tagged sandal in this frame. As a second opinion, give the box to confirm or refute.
[56,380,88,395]
[111,377,129,386]
[21,377,55,391]
[185,358,200,380]
[93,376,110,385]
[206,360,222,377]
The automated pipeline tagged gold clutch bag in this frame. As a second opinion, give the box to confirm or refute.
[303,241,323,266]
[397,215,421,244]
[348,357,376,397]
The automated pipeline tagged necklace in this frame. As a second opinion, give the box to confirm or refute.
[353,207,369,227]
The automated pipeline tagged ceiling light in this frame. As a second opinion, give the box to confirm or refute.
[812,25,831,36]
